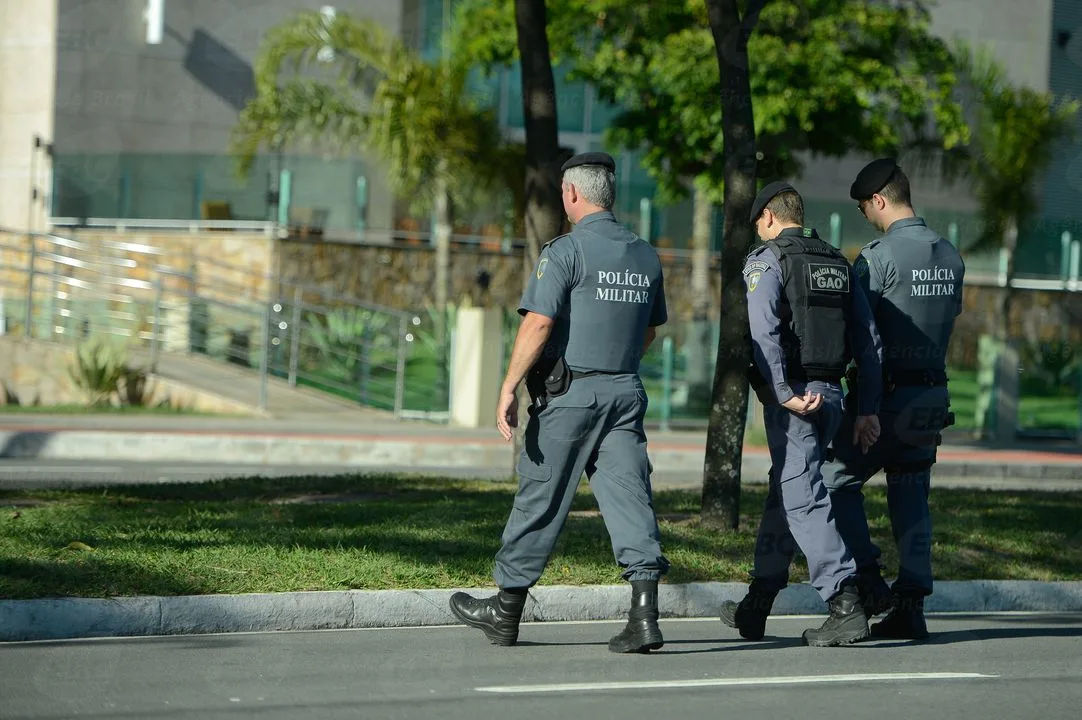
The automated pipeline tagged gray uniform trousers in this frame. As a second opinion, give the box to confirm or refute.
[822,384,948,597]
[493,373,670,589]
[752,380,857,602]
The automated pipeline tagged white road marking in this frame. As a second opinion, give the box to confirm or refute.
[475,672,999,694]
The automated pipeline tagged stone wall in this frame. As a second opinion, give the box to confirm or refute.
[949,284,1082,369]
[274,238,720,324]
[0,336,253,414]
[276,238,1082,369]
[0,229,276,334]
[6,230,1079,376]
[62,229,277,307]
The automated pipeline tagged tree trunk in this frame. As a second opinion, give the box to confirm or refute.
[995,218,1017,343]
[691,184,713,315]
[433,173,452,352]
[702,0,766,531]
[515,0,564,276]
[990,217,1020,442]
[511,0,563,479]
[433,172,453,415]
[685,183,715,411]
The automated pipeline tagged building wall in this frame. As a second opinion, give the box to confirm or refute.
[1041,0,1082,230]
[50,0,412,236]
[0,0,58,233]
[28,0,1082,271]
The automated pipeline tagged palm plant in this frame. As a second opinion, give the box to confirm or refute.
[952,39,1080,342]
[231,9,509,352]
[68,339,128,407]
[302,306,395,383]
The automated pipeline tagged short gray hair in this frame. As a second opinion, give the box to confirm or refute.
[562,165,616,209]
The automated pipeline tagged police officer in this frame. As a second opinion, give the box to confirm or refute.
[448,152,671,653]
[720,181,885,647]
[821,159,966,640]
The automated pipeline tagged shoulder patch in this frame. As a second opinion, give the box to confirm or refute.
[862,237,882,251]
[747,271,762,293]
[743,259,770,276]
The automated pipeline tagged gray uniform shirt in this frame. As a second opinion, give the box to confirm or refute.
[853,217,965,373]
[743,239,884,414]
[519,211,667,374]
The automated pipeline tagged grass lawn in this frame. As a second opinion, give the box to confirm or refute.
[949,369,1080,431]
[638,367,1078,434]
[273,351,449,415]
[2,473,1080,600]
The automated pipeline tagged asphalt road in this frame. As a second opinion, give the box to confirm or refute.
[3,614,1080,719]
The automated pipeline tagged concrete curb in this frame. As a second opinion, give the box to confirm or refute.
[3,581,1081,642]
[2,430,1081,481]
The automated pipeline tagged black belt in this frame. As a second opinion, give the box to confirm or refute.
[529,368,627,410]
[885,369,948,388]
[570,369,627,380]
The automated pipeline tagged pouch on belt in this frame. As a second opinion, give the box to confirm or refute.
[526,355,572,409]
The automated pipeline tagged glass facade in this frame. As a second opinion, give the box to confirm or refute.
[51,152,372,233]
[42,0,1077,276]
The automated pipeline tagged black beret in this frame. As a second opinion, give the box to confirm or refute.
[561,151,616,174]
[850,158,899,200]
[749,180,797,222]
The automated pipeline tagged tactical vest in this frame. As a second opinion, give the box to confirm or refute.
[765,230,853,381]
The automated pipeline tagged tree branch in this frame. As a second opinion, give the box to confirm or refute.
[740,0,770,35]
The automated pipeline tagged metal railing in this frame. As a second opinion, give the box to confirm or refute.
[0,229,450,417]
[49,217,283,236]
[2,225,1077,432]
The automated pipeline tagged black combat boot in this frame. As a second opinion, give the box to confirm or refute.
[608,580,664,653]
[871,593,929,640]
[719,581,778,641]
[448,588,528,646]
[857,565,895,618]
[801,582,870,647]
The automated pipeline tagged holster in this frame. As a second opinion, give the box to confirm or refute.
[526,355,571,410]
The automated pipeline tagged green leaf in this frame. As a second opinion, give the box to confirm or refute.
[950,37,1080,252]
[455,0,973,205]
[230,9,513,219]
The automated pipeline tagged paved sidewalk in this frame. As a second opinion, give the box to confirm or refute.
[1,412,1081,483]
